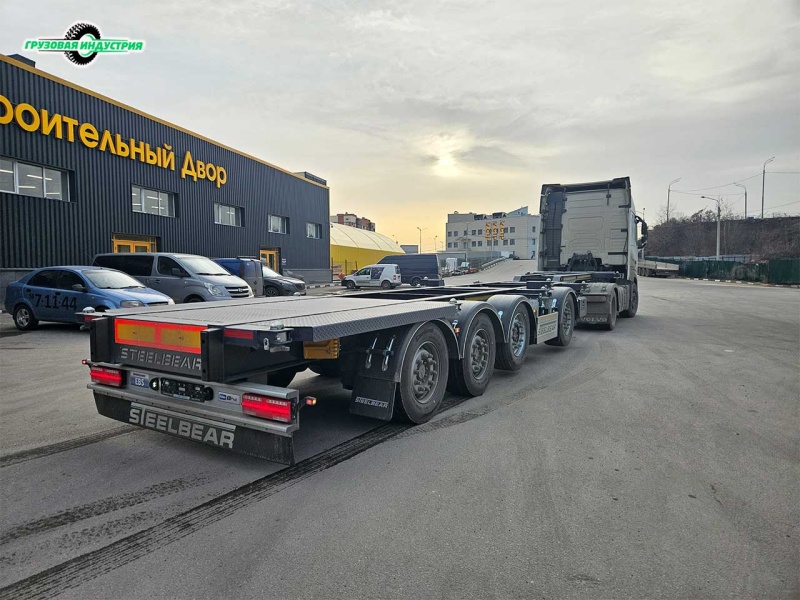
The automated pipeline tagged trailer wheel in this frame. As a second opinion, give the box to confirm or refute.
[602,295,618,331]
[268,367,297,388]
[495,304,529,371]
[449,313,496,396]
[620,283,638,318]
[545,295,575,347]
[394,323,449,423]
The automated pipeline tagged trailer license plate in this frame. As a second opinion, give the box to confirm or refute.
[130,372,149,388]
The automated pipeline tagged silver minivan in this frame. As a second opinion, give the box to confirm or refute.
[93,253,253,303]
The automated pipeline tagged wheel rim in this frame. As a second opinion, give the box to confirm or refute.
[16,308,30,327]
[411,341,440,404]
[561,299,573,336]
[469,328,490,380]
[510,313,527,357]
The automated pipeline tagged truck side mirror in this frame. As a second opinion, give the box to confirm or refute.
[636,217,648,249]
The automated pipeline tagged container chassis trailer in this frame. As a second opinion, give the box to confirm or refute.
[85,281,584,464]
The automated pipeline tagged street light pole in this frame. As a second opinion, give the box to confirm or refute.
[667,178,681,223]
[734,182,747,219]
[761,156,774,218]
[416,226,427,254]
[702,196,723,259]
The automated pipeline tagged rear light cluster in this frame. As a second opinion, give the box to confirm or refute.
[90,365,123,387]
[241,393,292,423]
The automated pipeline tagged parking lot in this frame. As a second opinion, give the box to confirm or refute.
[0,277,798,599]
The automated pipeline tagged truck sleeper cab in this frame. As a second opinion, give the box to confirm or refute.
[86,283,583,465]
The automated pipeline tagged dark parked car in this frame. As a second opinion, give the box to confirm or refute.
[213,258,306,297]
[4,266,173,330]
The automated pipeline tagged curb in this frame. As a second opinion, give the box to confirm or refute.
[684,277,799,289]
[310,283,342,289]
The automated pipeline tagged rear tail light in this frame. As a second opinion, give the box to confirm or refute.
[90,366,123,387]
[241,393,292,423]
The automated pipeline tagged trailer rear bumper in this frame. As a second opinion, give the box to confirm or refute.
[91,388,297,464]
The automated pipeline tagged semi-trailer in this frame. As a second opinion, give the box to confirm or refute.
[85,281,584,464]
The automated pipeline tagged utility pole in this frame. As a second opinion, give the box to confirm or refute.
[416,226,427,254]
[433,235,438,254]
[702,195,723,259]
[761,156,774,218]
[667,178,681,223]
[734,182,747,219]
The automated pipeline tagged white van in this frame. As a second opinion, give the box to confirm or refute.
[342,264,401,290]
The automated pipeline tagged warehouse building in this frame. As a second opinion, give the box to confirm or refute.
[446,206,540,261]
[330,223,404,276]
[0,54,331,297]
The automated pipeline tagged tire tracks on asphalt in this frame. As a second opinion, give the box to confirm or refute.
[0,427,137,469]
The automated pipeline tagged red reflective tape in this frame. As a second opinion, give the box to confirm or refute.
[224,329,254,340]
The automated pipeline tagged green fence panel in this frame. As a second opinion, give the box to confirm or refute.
[768,259,800,285]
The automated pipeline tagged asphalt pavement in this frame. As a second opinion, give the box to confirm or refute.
[0,276,797,599]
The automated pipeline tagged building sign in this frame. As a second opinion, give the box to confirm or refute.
[485,221,505,241]
[0,94,227,188]
[23,23,145,67]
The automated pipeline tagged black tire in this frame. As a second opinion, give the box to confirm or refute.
[64,23,101,66]
[495,304,529,371]
[309,360,341,378]
[95,305,109,312]
[410,277,421,287]
[602,295,618,331]
[185,296,204,303]
[394,323,449,423]
[448,313,496,396]
[13,304,38,331]
[264,286,280,297]
[545,295,575,347]
[268,368,297,388]
[620,283,638,318]
[346,280,356,290]
[380,280,391,290]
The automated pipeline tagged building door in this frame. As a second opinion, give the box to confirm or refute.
[260,248,280,272]
[113,234,157,253]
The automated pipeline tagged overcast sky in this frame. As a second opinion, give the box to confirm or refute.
[4,1,799,250]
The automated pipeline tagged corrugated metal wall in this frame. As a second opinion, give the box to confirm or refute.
[0,58,330,273]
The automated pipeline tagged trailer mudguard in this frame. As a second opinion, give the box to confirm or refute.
[450,300,504,359]
[348,320,458,421]
[550,286,583,318]
[485,294,536,344]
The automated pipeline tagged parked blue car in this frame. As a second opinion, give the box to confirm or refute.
[4,266,174,331]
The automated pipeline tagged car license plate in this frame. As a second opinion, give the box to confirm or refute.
[130,372,149,388]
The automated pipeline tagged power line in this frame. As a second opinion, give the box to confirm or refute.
[765,199,800,210]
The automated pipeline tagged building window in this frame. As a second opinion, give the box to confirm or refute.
[214,203,242,227]
[132,186,175,217]
[503,227,508,233]
[306,222,323,239]
[510,226,515,233]
[471,229,476,235]
[493,240,498,246]
[532,226,536,233]
[503,239,508,246]
[447,242,452,248]
[510,239,515,245]
[471,241,476,247]
[447,231,452,237]
[0,157,70,201]
[478,240,482,247]
[269,214,290,234]
[463,230,467,236]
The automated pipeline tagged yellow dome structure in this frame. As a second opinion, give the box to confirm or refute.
[330,223,405,275]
